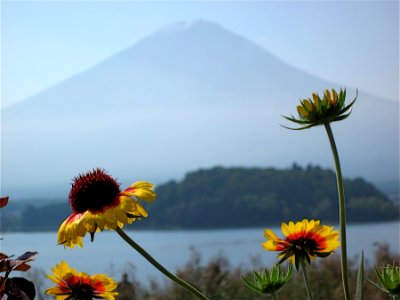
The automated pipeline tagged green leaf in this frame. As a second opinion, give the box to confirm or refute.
[355,251,364,300]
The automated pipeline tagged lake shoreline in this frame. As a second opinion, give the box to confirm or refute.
[2,219,399,234]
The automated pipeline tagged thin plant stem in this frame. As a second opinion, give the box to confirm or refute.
[300,260,314,300]
[271,292,278,300]
[324,122,351,300]
[115,227,209,300]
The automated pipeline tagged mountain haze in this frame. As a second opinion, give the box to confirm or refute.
[2,20,399,198]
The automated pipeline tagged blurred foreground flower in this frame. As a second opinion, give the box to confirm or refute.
[58,168,156,248]
[242,264,292,299]
[46,261,118,300]
[262,219,340,270]
[282,88,357,130]
[375,264,400,297]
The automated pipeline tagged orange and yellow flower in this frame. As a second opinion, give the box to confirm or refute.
[46,261,118,300]
[262,219,340,269]
[58,168,156,248]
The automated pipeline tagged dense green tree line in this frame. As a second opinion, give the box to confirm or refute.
[2,165,399,231]
[142,165,398,229]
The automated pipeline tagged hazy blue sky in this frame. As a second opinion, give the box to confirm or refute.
[1,0,398,108]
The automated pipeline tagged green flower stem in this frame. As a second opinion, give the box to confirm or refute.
[116,227,209,300]
[324,122,351,300]
[271,292,278,300]
[300,260,314,300]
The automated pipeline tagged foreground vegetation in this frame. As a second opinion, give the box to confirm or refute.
[27,243,398,300]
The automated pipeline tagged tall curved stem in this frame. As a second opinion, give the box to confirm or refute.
[116,227,209,300]
[324,122,351,300]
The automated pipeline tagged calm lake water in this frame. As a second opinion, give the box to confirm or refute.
[1,222,399,285]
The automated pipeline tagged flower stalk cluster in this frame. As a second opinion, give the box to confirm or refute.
[280,88,357,300]
[40,86,380,300]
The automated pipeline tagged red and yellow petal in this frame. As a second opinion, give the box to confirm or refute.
[263,229,290,251]
[119,181,156,202]
[263,219,340,263]
[58,213,86,248]
[46,261,118,300]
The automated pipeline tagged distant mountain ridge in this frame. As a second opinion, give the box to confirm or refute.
[1,20,398,197]
[4,20,330,113]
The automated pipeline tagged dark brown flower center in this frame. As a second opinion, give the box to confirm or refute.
[69,168,121,213]
[71,283,96,300]
[293,238,318,251]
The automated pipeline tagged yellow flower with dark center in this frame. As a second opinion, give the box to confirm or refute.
[283,88,357,130]
[46,261,118,300]
[58,168,156,248]
[262,219,340,269]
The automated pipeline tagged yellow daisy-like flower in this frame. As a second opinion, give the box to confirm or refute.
[58,168,156,248]
[262,219,340,269]
[46,261,118,300]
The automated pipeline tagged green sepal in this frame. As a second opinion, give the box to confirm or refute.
[241,264,293,295]
[281,115,310,125]
[314,251,332,258]
[278,250,294,265]
[374,264,400,296]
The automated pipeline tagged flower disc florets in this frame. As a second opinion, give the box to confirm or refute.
[282,88,357,130]
[69,168,121,213]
